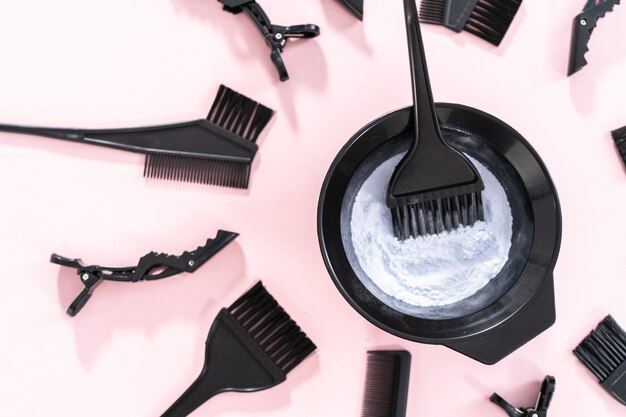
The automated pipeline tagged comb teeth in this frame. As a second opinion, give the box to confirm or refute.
[228,282,317,375]
[208,85,274,143]
[612,126,626,167]
[391,191,484,240]
[362,351,411,417]
[575,316,626,381]
[464,0,523,46]
[143,154,251,189]
[419,0,446,24]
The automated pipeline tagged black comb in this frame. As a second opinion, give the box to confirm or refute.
[388,0,484,240]
[574,315,626,406]
[611,126,626,168]
[419,0,523,46]
[362,351,411,417]
[160,281,317,417]
[0,84,274,189]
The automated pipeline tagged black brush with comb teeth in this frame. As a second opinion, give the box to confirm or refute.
[160,281,317,417]
[0,84,273,189]
[419,0,523,46]
[388,0,484,240]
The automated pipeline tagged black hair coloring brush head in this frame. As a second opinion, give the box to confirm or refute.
[612,126,626,168]
[0,84,273,189]
[574,315,626,406]
[362,351,411,417]
[388,0,484,241]
[419,0,523,46]
[160,281,317,417]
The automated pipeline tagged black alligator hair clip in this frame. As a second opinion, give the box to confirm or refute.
[490,376,556,417]
[568,0,621,76]
[52,230,238,317]
[218,0,320,81]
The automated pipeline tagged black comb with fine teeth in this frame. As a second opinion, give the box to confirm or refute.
[0,84,274,189]
[362,351,412,417]
[160,281,317,417]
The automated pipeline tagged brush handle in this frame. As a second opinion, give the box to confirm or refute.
[405,0,440,148]
[160,375,223,417]
[0,120,257,161]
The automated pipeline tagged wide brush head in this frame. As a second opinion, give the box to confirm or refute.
[160,281,316,417]
[574,315,626,405]
[464,0,523,46]
[612,126,626,168]
[362,351,411,417]
[228,281,317,374]
[418,0,522,46]
[144,85,274,189]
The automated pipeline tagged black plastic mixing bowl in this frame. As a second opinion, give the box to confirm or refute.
[318,103,562,364]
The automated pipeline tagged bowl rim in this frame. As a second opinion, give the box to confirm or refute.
[317,102,562,343]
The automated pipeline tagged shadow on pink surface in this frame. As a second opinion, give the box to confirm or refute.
[319,0,372,55]
[56,240,247,368]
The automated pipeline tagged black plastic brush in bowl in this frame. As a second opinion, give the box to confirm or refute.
[317,0,561,365]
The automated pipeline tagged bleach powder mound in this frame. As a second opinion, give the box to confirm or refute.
[350,153,513,307]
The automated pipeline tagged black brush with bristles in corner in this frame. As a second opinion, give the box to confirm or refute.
[0,84,273,189]
[388,0,484,241]
[419,0,523,46]
[362,351,411,417]
[612,126,626,168]
[574,315,626,406]
[160,281,317,417]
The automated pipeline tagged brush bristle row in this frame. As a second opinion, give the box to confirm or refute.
[391,191,484,240]
[362,353,399,417]
[228,282,317,375]
[144,154,251,188]
[464,0,522,46]
[419,0,446,24]
[208,85,274,143]
[575,315,626,381]
[612,126,626,167]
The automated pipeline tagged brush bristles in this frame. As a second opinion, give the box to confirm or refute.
[612,126,626,167]
[419,0,446,24]
[208,85,274,143]
[575,316,626,381]
[464,0,522,46]
[362,353,399,417]
[228,282,316,375]
[144,154,251,189]
[391,191,484,240]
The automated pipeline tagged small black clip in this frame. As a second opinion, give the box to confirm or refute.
[568,0,621,76]
[490,376,556,417]
[51,230,238,317]
[219,0,320,81]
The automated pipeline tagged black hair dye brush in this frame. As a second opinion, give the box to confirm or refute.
[160,281,317,417]
[419,0,523,46]
[574,315,626,406]
[387,0,484,240]
[0,85,273,189]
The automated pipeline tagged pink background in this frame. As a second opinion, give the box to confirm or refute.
[0,0,625,415]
